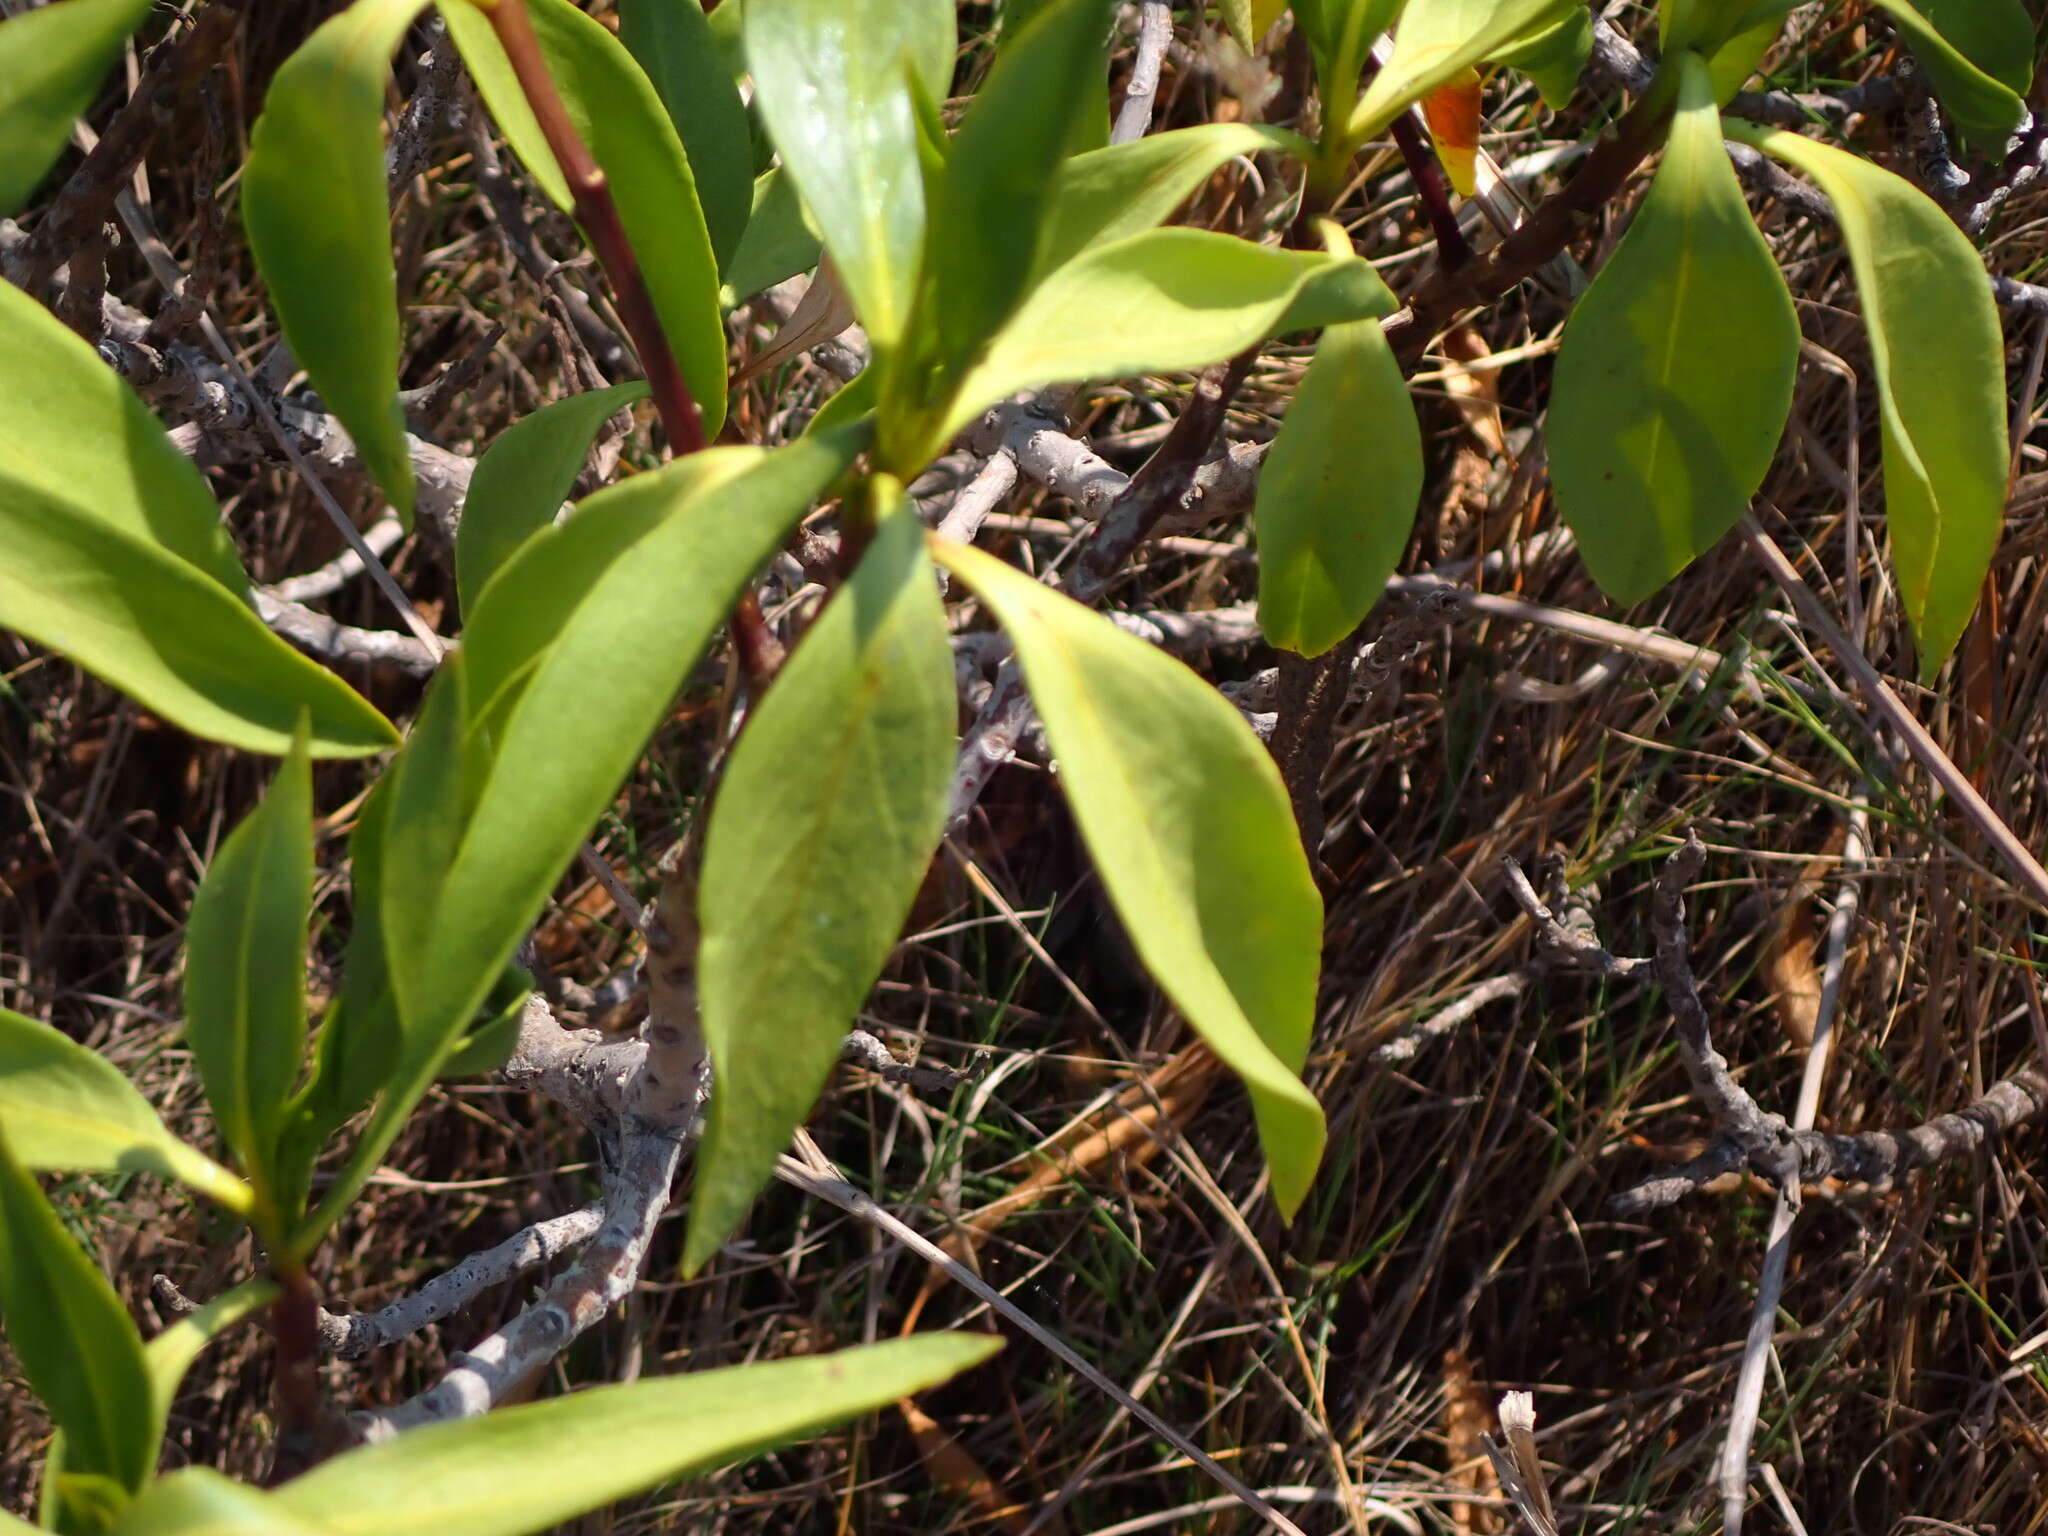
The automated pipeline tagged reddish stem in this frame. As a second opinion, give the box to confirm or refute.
[485,0,704,455]
[486,0,790,684]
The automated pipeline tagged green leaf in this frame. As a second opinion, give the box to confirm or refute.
[1349,0,1577,142]
[1034,123,1309,281]
[0,1009,251,1216]
[923,0,1111,377]
[0,283,396,759]
[287,782,403,1163]
[114,1471,331,1536]
[456,382,650,613]
[744,0,955,344]
[460,449,764,740]
[1731,122,2008,680]
[1869,0,2025,148]
[274,1335,1001,1536]
[1547,52,1796,605]
[0,1128,154,1498]
[1257,307,1422,657]
[1292,0,1404,129]
[931,540,1326,1218]
[1919,0,2035,94]
[182,728,313,1206]
[302,431,866,1244]
[143,1279,276,1445]
[378,658,481,1051]
[688,495,953,1273]
[940,230,1389,446]
[719,168,823,309]
[617,0,754,276]
[0,0,150,215]
[441,0,728,437]
[1496,5,1594,109]
[242,0,429,523]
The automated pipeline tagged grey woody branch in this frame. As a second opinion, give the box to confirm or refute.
[318,1205,604,1360]
[1506,836,2048,1216]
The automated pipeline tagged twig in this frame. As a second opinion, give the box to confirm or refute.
[351,1126,681,1439]
[1740,517,2048,912]
[840,1028,986,1094]
[252,590,439,676]
[318,1206,604,1360]
[775,1150,1316,1536]
[1716,803,1867,1536]
[1507,840,2048,1214]
[1111,1,1173,146]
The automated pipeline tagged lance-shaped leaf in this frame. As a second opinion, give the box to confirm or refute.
[0,1008,251,1215]
[1258,301,1421,657]
[1731,122,2007,680]
[1293,0,1404,128]
[1870,0,2025,147]
[1547,53,1797,604]
[617,0,754,276]
[440,0,729,437]
[1349,0,1576,142]
[455,381,650,612]
[940,229,1389,444]
[931,540,1326,1218]
[743,0,955,344]
[460,448,764,739]
[143,1279,276,1450]
[1034,123,1309,280]
[243,0,428,522]
[270,1335,999,1536]
[1919,0,2035,94]
[0,0,150,215]
[113,1471,332,1536]
[720,169,824,309]
[922,0,1111,375]
[0,1129,154,1499]
[302,432,865,1243]
[0,282,396,758]
[183,728,313,1202]
[1496,5,1594,109]
[687,497,954,1273]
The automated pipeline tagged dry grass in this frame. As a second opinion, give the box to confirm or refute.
[4,4,2048,1533]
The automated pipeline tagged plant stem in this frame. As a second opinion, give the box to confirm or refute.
[1383,70,1676,362]
[485,0,785,684]
[485,0,701,454]
[265,1263,324,1483]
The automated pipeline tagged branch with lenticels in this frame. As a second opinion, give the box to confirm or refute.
[1503,835,2048,1217]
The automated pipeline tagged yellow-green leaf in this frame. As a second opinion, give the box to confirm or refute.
[1731,122,2008,679]
[743,0,955,344]
[688,495,954,1273]
[272,1336,1001,1536]
[455,381,650,612]
[0,1008,251,1215]
[1258,304,1422,657]
[183,728,313,1206]
[1870,0,2026,148]
[243,0,430,521]
[1349,0,1576,143]
[931,539,1326,1217]
[0,0,150,215]
[939,229,1388,447]
[1548,52,1797,604]
[0,282,396,759]
[0,1128,154,1499]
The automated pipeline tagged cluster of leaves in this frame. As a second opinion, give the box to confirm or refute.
[0,0,2028,1528]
